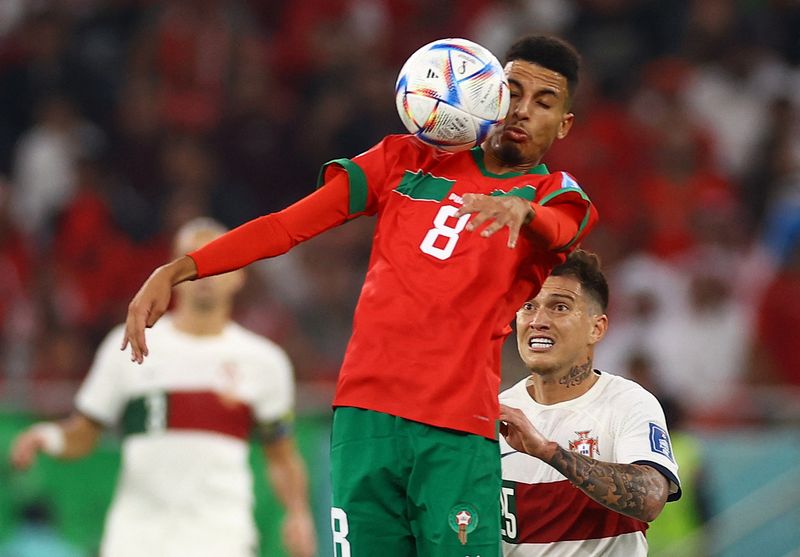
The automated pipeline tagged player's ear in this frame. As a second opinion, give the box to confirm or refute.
[588,313,607,345]
[557,112,574,139]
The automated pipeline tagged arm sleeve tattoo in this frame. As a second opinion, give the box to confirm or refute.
[545,445,669,522]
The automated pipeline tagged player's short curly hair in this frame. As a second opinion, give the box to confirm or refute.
[550,249,609,312]
[504,35,581,100]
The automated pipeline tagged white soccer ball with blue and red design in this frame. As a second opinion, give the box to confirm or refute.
[395,38,510,152]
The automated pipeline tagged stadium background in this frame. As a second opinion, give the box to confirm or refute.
[0,0,798,555]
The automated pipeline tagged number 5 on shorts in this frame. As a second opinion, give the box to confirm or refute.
[331,507,351,557]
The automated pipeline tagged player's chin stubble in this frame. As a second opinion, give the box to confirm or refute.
[493,137,525,167]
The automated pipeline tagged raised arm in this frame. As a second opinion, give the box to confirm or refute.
[263,437,317,557]
[10,413,104,470]
[500,404,669,522]
[122,173,353,363]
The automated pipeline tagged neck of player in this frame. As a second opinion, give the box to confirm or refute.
[171,299,232,336]
[481,143,541,176]
[525,357,600,405]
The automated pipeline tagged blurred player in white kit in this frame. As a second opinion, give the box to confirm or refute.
[10,217,317,557]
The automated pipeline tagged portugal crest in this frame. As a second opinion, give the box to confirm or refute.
[569,430,599,458]
[448,503,479,545]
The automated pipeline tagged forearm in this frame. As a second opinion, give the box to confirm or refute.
[153,255,198,286]
[540,442,668,522]
[61,420,101,458]
[266,443,313,515]
[526,203,586,250]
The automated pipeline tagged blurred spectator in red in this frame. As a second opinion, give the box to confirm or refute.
[637,111,732,258]
[129,0,262,133]
[545,74,653,238]
[0,177,35,379]
[750,234,800,389]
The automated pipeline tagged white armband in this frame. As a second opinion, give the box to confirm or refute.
[33,423,66,456]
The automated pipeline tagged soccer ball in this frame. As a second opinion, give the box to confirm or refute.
[395,38,510,152]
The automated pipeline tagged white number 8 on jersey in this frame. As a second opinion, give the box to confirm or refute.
[419,205,471,260]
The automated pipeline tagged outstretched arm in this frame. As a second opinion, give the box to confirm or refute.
[500,404,669,522]
[10,413,103,470]
[263,437,317,557]
[122,173,353,363]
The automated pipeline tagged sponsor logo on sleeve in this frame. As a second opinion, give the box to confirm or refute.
[649,422,674,462]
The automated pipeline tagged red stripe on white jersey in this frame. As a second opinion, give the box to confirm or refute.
[505,479,647,544]
[168,391,253,440]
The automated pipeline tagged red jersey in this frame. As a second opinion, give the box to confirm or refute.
[190,135,597,438]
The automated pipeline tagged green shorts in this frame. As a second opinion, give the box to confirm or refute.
[330,407,501,557]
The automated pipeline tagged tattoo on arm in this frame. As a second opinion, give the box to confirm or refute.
[558,361,592,388]
[545,446,669,522]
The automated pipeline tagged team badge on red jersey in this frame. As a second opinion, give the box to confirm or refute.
[448,503,478,545]
[568,431,599,458]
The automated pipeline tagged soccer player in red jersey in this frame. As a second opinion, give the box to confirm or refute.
[123,35,598,556]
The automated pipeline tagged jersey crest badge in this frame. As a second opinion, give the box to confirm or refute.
[569,430,599,458]
[448,503,478,545]
[649,422,674,462]
[217,361,242,408]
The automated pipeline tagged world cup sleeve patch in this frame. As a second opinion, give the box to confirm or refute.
[560,172,582,191]
[649,422,674,462]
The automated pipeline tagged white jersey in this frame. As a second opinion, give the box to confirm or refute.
[499,371,681,557]
[75,316,294,557]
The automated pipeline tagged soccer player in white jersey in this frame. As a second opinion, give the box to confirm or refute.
[498,250,681,556]
[10,218,317,557]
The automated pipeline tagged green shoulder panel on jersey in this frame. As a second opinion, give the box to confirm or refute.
[490,185,537,201]
[538,172,594,252]
[395,169,455,201]
[317,158,369,216]
[121,396,150,436]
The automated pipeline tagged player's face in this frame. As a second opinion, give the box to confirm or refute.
[486,60,574,167]
[174,229,245,310]
[515,275,607,376]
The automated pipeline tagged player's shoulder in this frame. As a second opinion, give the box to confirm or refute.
[499,376,531,405]
[537,169,587,198]
[596,371,663,408]
[226,322,291,361]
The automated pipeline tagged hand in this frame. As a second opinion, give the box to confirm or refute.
[10,428,45,470]
[121,256,196,363]
[282,509,317,557]
[499,404,553,459]
[454,194,534,248]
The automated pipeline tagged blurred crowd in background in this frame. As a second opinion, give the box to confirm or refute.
[0,0,798,431]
